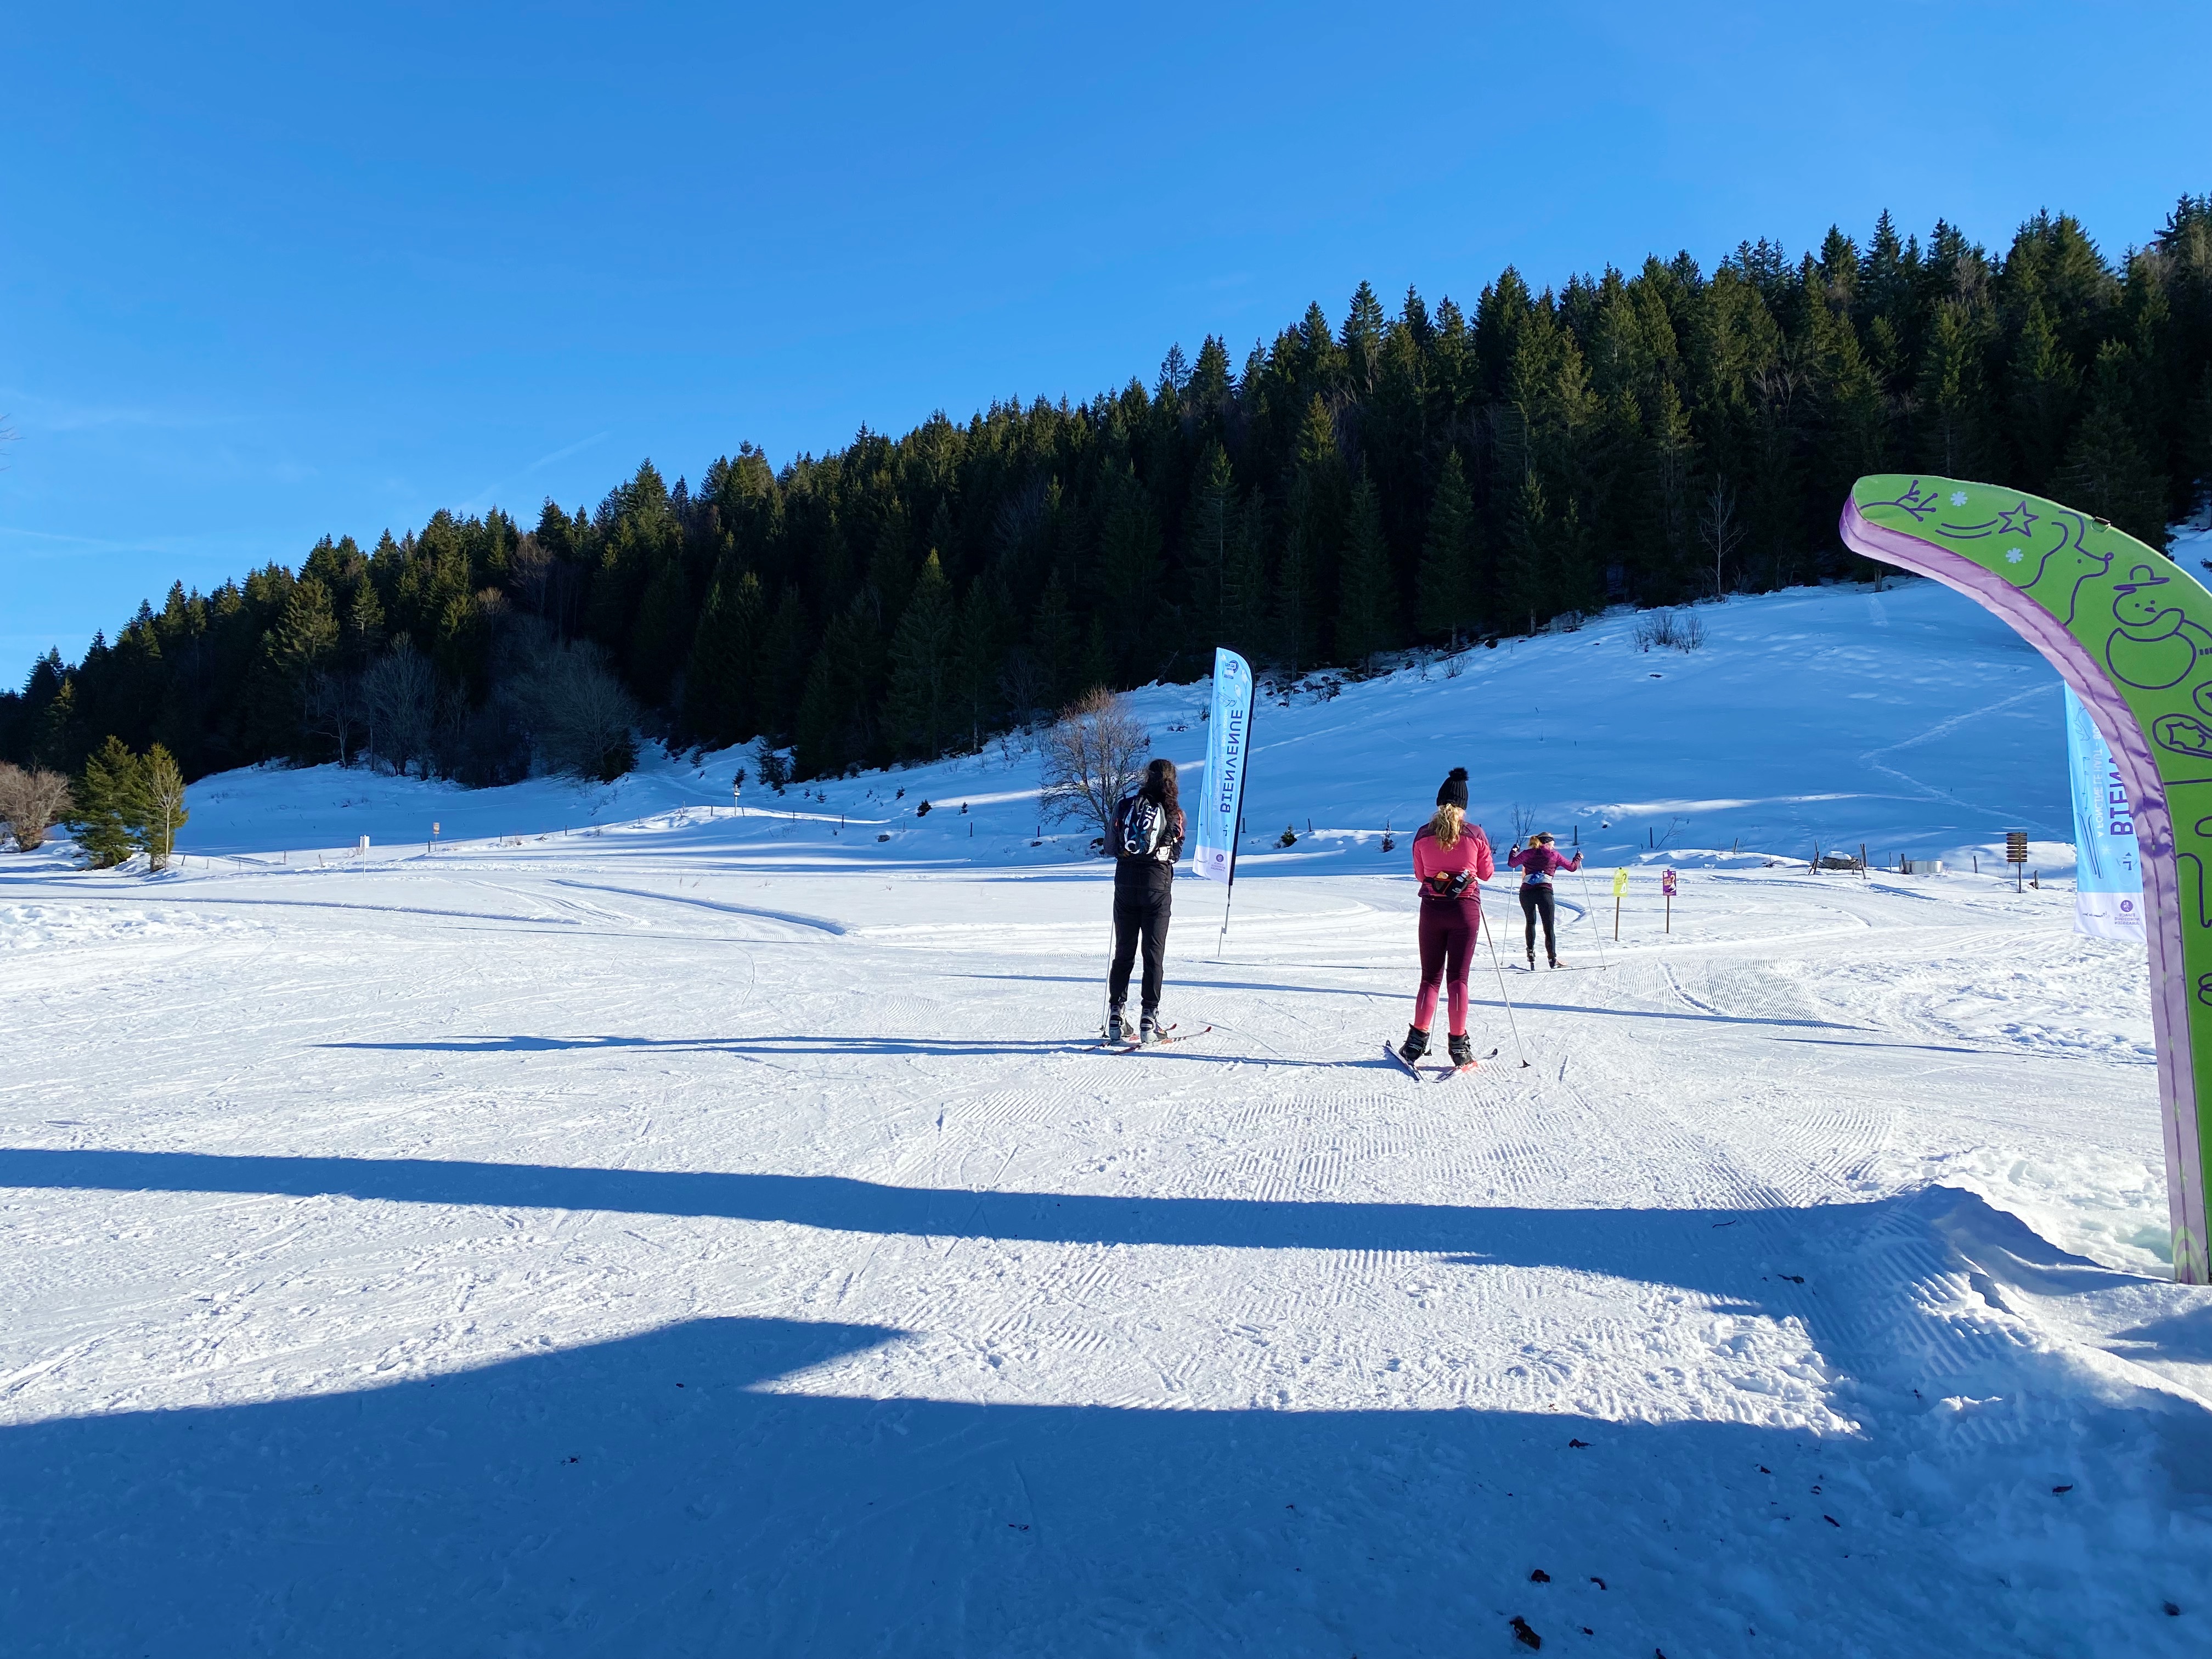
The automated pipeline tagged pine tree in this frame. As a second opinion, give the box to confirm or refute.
[2058,342,2170,547]
[953,577,1012,750]
[1223,489,1270,667]
[133,742,188,870]
[627,559,693,706]
[1030,574,1078,707]
[1501,467,1550,636]
[683,568,763,745]
[887,551,957,757]
[1335,468,1397,665]
[1184,444,1236,645]
[71,736,140,868]
[1416,450,1478,641]
[2008,300,2079,492]
[343,580,386,669]
[752,586,811,742]
[1094,470,1163,674]
[267,578,339,677]
[1275,475,1321,675]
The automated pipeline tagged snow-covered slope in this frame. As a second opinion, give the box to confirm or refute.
[173,575,2076,877]
[3,577,2207,1657]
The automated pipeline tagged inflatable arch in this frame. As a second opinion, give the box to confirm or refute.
[1842,475,2209,1283]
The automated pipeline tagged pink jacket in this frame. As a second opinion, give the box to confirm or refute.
[1508,844,1582,884]
[1413,823,1494,899]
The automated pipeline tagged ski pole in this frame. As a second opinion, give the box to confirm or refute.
[1479,901,1531,1069]
[1575,858,1610,969]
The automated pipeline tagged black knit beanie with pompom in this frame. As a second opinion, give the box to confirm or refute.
[1435,767,1469,810]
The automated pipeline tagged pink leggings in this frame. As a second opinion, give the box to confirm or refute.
[1414,896,1480,1036]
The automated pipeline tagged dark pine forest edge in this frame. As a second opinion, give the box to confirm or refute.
[7,199,2212,789]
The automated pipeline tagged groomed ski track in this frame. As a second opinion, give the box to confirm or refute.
[3,578,2209,1656]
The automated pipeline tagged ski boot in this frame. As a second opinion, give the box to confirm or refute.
[1526,947,1537,971]
[1447,1032,1476,1069]
[1398,1025,1430,1064]
[1140,1011,1164,1045]
[1548,955,1564,969]
[1107,1007,1129,1044]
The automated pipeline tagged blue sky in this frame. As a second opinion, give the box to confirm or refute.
[3,1,2205,685]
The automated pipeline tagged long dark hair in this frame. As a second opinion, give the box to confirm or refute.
[1142,757,1180,816]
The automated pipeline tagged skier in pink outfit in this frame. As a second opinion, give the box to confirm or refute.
[1508,831,1582,968]
[1400,767,1495,1071]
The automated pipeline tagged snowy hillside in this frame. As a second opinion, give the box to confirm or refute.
[176,575,2080,877]
[3,575,2208,1657]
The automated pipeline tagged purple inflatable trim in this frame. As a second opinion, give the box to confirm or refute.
[1841,498,2207,1283]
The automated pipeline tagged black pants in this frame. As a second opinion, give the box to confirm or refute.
[1109,876,1173,1013]
[1520,883,1558,961]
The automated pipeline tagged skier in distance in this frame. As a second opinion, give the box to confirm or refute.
[1400,767,1495,1070]
[1106,758,1187,1045]
[1508,830,1582,968]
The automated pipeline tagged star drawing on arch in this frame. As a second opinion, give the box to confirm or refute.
[1995,500,2038,536]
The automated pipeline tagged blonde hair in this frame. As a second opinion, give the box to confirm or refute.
[1429,803,1465,849]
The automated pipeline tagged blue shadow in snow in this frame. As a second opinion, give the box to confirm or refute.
[0,1316,1972,1656]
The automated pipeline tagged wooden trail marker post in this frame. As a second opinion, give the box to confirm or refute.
[2006,830,2028,893]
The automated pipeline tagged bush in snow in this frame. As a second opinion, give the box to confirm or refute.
[0,763,73,852]
[1632,608,1705,653]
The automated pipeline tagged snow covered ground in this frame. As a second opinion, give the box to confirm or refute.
[3,578,2208,1656]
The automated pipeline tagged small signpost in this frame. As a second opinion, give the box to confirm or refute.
[1612,865,1628,939]
[430,821,440,855]
[2006,830,2029,893]
[1662,867,1678,933]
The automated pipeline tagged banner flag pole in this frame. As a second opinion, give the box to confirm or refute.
[1194,648,1256,960]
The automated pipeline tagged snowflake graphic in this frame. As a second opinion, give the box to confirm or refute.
[1949,491,1969,506]
[2005,548,2025,564]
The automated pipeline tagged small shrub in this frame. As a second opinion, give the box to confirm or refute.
[1631,608,1706,654]
[0,762,73,852]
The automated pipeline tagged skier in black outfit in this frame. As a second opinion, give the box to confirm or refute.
[1106,758,1187,1045]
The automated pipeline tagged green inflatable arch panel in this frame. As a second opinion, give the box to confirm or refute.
[1843,475,2208,1282]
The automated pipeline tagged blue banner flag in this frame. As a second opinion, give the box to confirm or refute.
[2064,684,2143,939]
[1193,648,1254,886]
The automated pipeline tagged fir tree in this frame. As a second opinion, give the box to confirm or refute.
[1184,444,1237,645]
[2058,342,2170,547]
[753,586,811,742]
[2008,300,2079,491]
[1416,450,1478,642]
[71,736,140,868]
[887,551,957,757]
[1030,573,1077,707]
[1501,467,1550,636]
[1335,467,1397,665]
[1095,471,1163,676]
[133,742,188,870]
[683,568,763,744]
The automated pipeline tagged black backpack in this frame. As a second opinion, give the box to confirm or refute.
[1118,793,1173,861]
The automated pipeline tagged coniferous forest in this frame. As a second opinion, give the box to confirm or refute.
[7,199,2212,791]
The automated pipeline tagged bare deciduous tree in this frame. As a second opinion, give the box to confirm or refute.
[0,763,73,851]
[500,635,640,781]
[302,670,365,767]
[362,644,441,778]
[1700,476,1746,602]
[1037,687,1149,847]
